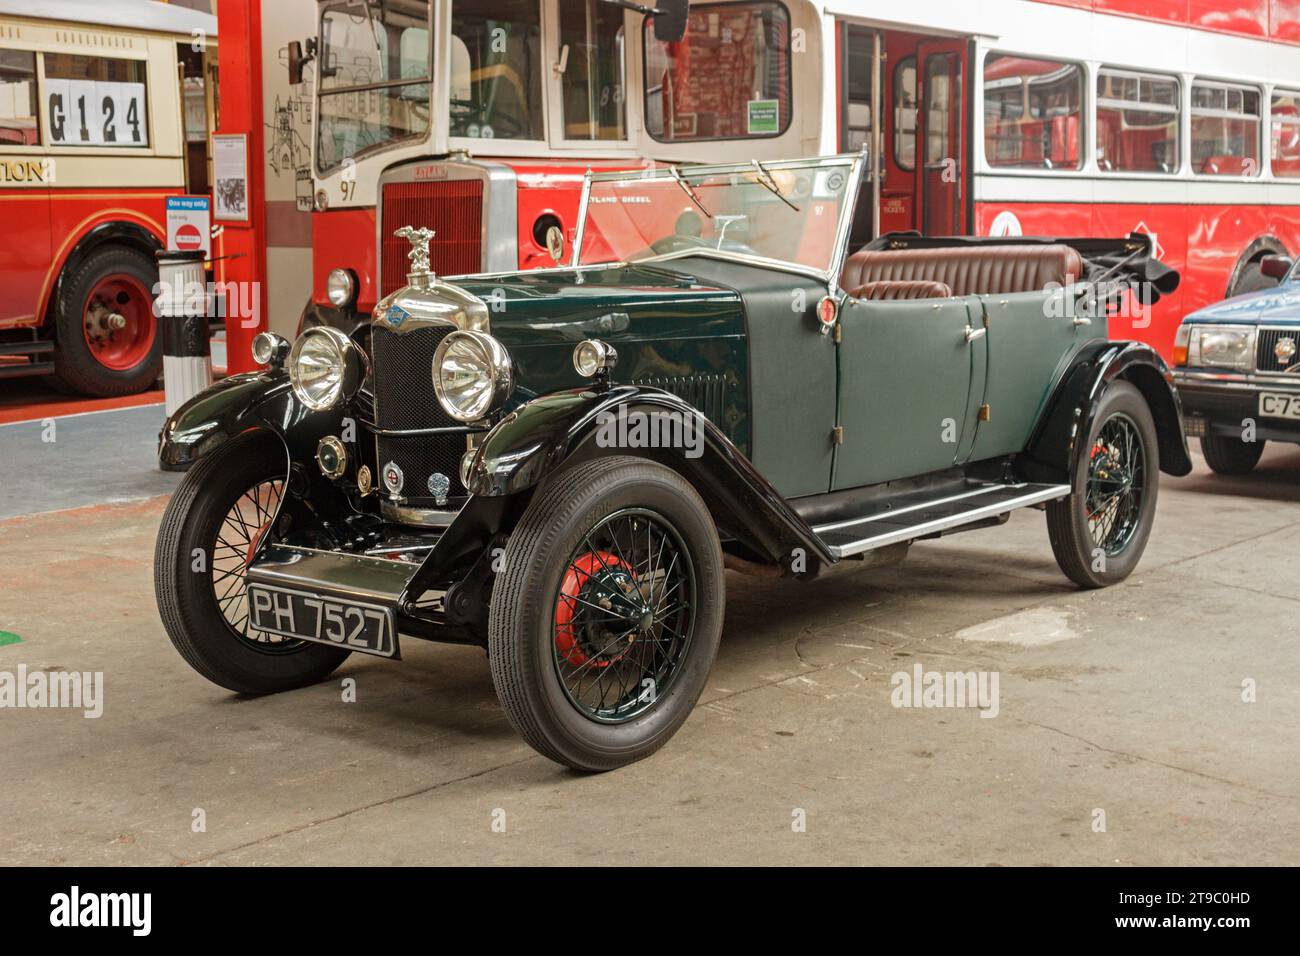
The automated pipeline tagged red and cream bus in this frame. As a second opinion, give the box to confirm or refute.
[295,0,1299,361]
[0,0,218,395]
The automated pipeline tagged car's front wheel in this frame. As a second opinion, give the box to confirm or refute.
[1200,434,1264,475]
[1047,381,1159,589]
[488,456,725,771]
[154,432,351,694]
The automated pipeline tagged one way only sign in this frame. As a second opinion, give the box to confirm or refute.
[166,196,211,256]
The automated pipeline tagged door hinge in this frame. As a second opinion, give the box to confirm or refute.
[832,425,844,445]
[978,404,991,422]
[833,323,842,344]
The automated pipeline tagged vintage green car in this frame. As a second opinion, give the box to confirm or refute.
[155,153,1190,771]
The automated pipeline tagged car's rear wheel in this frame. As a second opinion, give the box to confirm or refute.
[1200,434,1264,475]
[488,456,725,771]
[1047,381,1159,589]
[154,432,350,694]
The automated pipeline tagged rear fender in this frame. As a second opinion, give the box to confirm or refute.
[1023,341,1193,484]
[464,384,833,572]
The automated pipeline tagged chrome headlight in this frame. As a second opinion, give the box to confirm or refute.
[326,268,356,307]
[1188,325,1256,371]
[433,330,514,423]
[288,326,367,411]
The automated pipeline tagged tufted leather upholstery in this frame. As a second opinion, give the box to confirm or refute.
[849,279,954,300]
[841,244,1083,298]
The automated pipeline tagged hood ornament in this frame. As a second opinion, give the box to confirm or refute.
[1275,336,1296,367]
[394,225,435,289]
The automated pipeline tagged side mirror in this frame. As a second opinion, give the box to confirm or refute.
[1260,254,1293,281]
[546,225,566,266]
[287,39,316,86]
[653,0,689,43]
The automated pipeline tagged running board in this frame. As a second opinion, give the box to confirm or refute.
[812,482,1070,559]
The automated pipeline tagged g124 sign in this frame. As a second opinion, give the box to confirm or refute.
[45,80,148,147]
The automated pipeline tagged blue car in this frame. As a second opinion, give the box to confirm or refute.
[1175,255,1300,474]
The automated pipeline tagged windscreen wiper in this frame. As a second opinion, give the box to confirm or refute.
[751,159,800,212]
[670,166,712,219]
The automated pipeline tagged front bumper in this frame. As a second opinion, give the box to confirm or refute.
[1174,368,1300,442]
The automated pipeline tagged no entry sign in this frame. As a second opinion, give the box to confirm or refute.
[166,196,211,257]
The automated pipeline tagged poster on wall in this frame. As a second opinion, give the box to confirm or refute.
[213,133,250,221]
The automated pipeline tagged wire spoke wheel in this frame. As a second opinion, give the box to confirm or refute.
[1085,412,1146,557]
[551,507,697,724]
[209,478,302,654]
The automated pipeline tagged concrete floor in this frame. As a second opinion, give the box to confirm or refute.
[0,422,1297,865]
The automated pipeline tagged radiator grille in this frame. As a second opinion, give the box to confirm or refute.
[380,179,484,296]
[370,324,466,503]
[1256,327,1300,372]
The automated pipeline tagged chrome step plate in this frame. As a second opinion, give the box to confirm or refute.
[813,482,1071,559]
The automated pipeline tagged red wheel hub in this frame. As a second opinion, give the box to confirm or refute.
[81,273,156,371]
[555,551,638,668]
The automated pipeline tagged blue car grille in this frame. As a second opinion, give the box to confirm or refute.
[1256,328,1300,373]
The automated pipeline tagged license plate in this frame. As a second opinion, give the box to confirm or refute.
[1258,391,1300,420]
[247,585,398,658]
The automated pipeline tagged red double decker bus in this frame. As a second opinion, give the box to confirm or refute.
[285,0,1299,362]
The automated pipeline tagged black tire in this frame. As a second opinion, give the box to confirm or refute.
[1200,434,1265,475]
[154,432,350,694]
[52,244,161,397]
[1047,381,1159,589]
[1228,261,1277,297]
[488,456,725,771]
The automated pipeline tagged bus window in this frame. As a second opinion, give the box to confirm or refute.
[1270,90,1300,177]
[0,49,37,145]
[893,57,916,171]
[450,0,544,141]
[317,0,431,172]
[983,54,1083,170]
[558,0,626,141]
[840,26,875,153]
[1191,81,1261,176]
[644,0,791,142]
[1096,69,1179,174]
[43,54,148,147]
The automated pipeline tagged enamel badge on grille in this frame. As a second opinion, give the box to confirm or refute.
[382,461,404,496]
[427,472,451,506]
[1275,337,1297,367]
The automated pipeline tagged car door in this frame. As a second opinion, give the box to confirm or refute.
[966,286,1089,462]
[833,293,987,490]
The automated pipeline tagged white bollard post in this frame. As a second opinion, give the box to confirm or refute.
[156,250,212,416]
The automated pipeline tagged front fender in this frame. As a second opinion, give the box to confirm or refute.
[465,384,833,570]
[1023,341,1193,483]
[156,370,347,472]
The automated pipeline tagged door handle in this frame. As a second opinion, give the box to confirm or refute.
[964,325,986,342]
[1072,317,1092,327]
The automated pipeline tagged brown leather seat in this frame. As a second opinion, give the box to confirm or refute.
[849,279,953,300]
[841,244,1083,297]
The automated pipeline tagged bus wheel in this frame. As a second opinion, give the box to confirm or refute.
[53,245,161,397]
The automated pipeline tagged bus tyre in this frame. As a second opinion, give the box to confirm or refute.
[53,245,161,397]
[1200,435,1264,475]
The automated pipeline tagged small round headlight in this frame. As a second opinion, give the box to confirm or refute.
[433,330,514,423]
[289,326,367,411]
[251,331,289,367]
[326,268,356,308]
[573,339,618,378]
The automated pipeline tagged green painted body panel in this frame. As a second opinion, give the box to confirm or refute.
[834,296,983,488]
[454,265,751,454]
[967,291,1100,462]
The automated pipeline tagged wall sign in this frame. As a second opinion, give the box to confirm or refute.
[213,133,250,222]
[166,196,212,256]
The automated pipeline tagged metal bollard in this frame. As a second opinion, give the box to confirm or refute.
[156,249,211,416]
